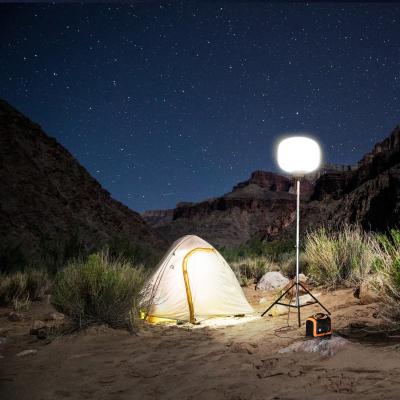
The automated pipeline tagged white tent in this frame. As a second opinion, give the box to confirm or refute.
[142,235,254,323]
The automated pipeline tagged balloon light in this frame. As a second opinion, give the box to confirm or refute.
[277,136,321,175]
[262,135,330,328]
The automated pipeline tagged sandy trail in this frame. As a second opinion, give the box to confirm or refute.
[1,288,400,400]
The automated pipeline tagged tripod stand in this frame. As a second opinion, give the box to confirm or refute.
[261,178,330,327]
[261,279,330,327]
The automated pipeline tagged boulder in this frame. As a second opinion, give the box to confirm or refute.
[265,304,289,317]
[256,271,289,291]
[44,312,64,321]
[279,336,348,357]
[8,312,24,322]
[358,278,381,305]
[36,328,48,340]
[30,320,46,335]
[298,273,307,283]
[230,342,258,354]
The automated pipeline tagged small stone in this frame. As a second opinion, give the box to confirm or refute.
[16,349,37,357]
[298,273,307,283]
[44,312,64,322]
[230,342,257,354]
[30,320,46,335]
[359,277,381,305]
[278,336,348,357]
[36,328,48,340]
[8,312,24,322]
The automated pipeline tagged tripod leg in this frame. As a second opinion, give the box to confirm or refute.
[261,282,295,317]
[299,283,331,315]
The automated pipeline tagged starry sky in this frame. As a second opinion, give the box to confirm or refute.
[1,2,399,212]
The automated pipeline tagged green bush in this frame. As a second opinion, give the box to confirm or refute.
[277,252,309,278]
[372,229,400,320]
[0,269,49,308]
[220,236,295,263]
[305,225,374,288]
[51,252,148,329]
[231,256,278,286]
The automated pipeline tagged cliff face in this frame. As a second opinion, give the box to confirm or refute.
[319,126,400,230]
[144,171,314,247]
[0,100,164,270]
[144,126,400,247]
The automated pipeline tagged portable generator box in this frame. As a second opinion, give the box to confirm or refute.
[306,313,332,337]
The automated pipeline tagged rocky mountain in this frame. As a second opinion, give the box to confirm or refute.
[313,125,400,231]
[0,100,165,271]
[143,126,400,247]
[143,171,313,247]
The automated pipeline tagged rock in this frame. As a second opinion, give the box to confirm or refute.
[296,293,321,306]
[44,312,64,321]
[30,320,46,335]
[8,312,24,322]
[358,277,381,305]
[16,349,37,357]
[279,336,348,357]
[36,328,48,340]
[298,273,307,283]
[230,342,258,354]
[256,271,289,291]
[0,99,165,271]
[266,304,289,317]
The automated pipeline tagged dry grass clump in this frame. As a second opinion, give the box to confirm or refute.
[371,230,400,321]
[277,252,310,278]
[231,256,278,286]
[305,225,375,288]
[0,269,49,309]
[51,252,148,330]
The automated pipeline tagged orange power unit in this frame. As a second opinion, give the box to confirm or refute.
[306,313,332,338]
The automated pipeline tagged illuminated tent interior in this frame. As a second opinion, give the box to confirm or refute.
[142,235,254,324]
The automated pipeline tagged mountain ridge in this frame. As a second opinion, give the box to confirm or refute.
[143,126,400,247]
[0,99,165,271]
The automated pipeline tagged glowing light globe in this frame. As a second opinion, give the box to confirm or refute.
[277,136,321,175]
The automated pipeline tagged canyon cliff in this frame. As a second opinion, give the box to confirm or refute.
[143,126,400,247]
[0,100,164,271]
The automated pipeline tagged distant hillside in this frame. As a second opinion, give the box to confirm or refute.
[0,100,165,272]
[143,126,400,247]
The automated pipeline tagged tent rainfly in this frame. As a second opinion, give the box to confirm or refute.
[142,235,254,324]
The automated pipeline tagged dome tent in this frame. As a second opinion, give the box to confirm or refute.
[142,235,254,324]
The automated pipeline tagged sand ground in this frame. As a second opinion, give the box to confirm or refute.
[1,287,400,400]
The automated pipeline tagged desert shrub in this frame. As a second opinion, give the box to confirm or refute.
[305,225,374,288]
[0,269,49,308]
[264,237,296,261]
[278,252,309,278]
[231,256,278,286]
[51,252,148,329]
[220,237,295,264]
[25,269,50,300]
[371,229,400,320]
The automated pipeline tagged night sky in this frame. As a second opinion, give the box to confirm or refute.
[1,2,399,212]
